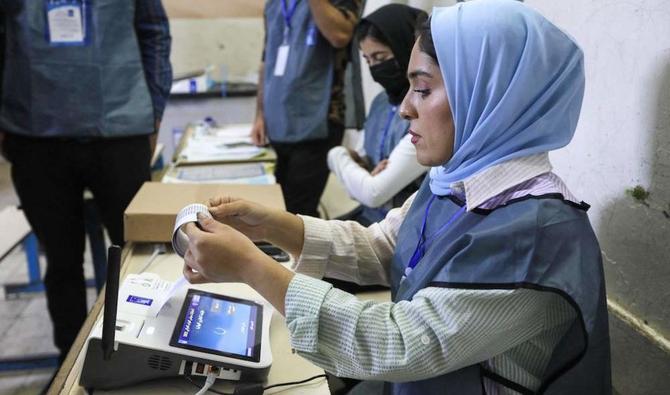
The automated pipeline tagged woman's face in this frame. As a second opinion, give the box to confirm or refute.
[399,41,455,167]
[359,36,394,67]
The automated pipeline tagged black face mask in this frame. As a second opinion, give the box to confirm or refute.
[369,58,409,105]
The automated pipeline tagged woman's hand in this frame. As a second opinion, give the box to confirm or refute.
[250,114,267,146]
[371,159,389,176]
[207,197,273,241]
[207,196,306,258]
[348,149,370,169]
[182,214,295,315]
[182,214,267,284]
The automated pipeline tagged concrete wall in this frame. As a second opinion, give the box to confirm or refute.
[169,18,263,82]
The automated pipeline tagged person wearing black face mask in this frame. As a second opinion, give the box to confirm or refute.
[369,58,407,106]
[328,4,428,226]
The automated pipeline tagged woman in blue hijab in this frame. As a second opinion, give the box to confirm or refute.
[182,1,611,394]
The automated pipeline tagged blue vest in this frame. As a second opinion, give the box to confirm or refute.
[362,92,409,167]
[0,0,154,138]
[385,180,612,394]
[357,92,419,223]
[263,0,333,143]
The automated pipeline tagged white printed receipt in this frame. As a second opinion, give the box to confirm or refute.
[171,203,213,257]
[120,273,185,318]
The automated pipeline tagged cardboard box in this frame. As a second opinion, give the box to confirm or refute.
[124,182,285,242]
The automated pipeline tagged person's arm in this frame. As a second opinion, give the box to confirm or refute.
[284,276,575,381]
[328,134,428,207]
[307,0,359,48]
[205,194,411,283]
[183,193,413,315]
[183,213,575,382]
[182,216,296,315]
[251,12,267,146]
[206,197,305,258]
[135,0,172,125]
[251,62,267,146]
[292,193,413,282]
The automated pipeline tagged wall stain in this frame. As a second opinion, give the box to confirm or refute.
[627,185,651,206]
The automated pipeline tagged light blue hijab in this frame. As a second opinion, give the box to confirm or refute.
[428,0,585,195]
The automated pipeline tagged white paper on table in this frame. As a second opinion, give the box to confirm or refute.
[162,172,276,185]
[190,133,254,146]
[180,143,265,162]
[208,124,253,139]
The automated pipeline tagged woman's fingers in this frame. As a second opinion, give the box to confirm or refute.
[371,159,389,175]
[209,199,250,220]
[208,196,240,209]
[183,264,207,284]
[182,222,202,238]
[184,249,201,271]
[184,249,208,283]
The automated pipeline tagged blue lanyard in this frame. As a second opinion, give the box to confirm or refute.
[281,0,300,32]
[377,106,397,163]
[405,195,467,277]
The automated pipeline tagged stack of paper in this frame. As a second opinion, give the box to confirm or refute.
[179,123,266,163]
[162,162,275,185]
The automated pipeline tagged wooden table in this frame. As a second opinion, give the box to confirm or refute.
[48,243,330,395]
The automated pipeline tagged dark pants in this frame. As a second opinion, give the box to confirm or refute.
[272,121,344,217]
[4,133,151,358]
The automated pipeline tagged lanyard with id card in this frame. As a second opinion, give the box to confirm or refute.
[401,195,467,282]
[377,106,398,163]
[274,0,299,77]
[45,0,88,46]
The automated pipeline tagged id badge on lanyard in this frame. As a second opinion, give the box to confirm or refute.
[401,196,467,283]
[378,106,398,163]
[274,0,299,77]
[45,0,88,47]
[273,27,291,77]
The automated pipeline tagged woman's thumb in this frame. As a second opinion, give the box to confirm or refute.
[196,213,220,232]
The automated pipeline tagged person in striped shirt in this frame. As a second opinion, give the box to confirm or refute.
[182,1,611,393]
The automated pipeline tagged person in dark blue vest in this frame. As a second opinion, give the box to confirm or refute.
[0,0,172,361]
[252,0,363,217]
[328,4,428,226]
[182,1,611,393]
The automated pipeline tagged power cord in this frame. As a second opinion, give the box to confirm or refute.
[186,373,327,394]
[194,370,218,395]
[263,374,327,391]
[137,243,166,273]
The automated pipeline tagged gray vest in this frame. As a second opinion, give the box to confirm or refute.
[0,0,154,137]
[362,92,408,167]
[263,0,333,143]
[385,180,612,394]
[358,92,421,223]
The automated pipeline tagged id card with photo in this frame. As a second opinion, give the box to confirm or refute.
[46,0,87,46]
